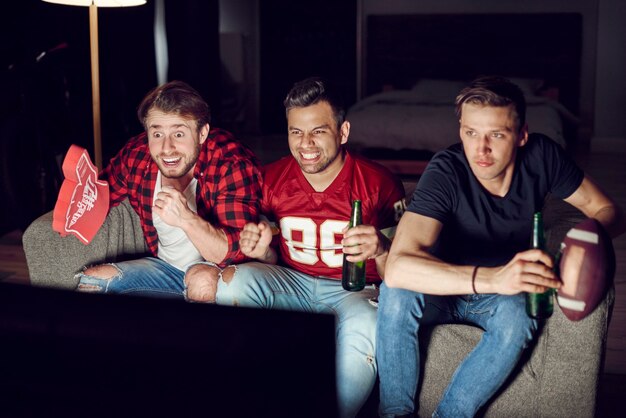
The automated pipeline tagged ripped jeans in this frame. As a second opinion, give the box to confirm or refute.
[216,262,379,418]
[75,256,215,300]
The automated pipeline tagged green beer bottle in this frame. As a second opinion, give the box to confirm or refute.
[525,211,554,319]
[342,200,366,291]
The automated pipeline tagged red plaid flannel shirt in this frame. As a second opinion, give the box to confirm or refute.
[102,128,262,266]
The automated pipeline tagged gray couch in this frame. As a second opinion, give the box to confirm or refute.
[23,184,613,417]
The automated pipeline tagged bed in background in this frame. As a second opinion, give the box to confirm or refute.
[348,77,578,152]
[348,13,583,177]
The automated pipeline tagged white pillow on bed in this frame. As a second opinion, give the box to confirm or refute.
[411,78,466,103]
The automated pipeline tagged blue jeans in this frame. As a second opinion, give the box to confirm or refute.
[75,256,200,299]
[376,282,537,418]
[216,262,378,418]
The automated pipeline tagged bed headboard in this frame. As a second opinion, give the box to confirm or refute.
[363,13,582,119]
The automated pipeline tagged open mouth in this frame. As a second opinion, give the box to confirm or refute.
[300,151,321,161]
[161,156,182,167]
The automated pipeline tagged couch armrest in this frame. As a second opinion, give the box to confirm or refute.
[533,286,614,416]
[23,199,149,290]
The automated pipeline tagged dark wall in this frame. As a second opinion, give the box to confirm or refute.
[0,1,157,232]
[2,0,157,161]
[258,0,357,134]
[0,0,220,233]
[164,0,221,125]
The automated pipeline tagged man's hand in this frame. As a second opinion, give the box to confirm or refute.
[240,221,274,261]
[491,249,560,295]
[153,186,196,228]
[342,224,391,262]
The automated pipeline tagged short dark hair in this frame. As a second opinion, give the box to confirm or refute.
[455,76,526,132]
[137,80,211,133]
[283,77,346,128]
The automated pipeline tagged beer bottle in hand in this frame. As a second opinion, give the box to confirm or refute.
[525,211,554,319]
[342,200,366,291]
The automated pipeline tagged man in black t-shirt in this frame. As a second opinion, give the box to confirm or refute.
[376,76,625,418]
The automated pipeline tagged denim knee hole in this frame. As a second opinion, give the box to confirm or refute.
[75,264,122,292]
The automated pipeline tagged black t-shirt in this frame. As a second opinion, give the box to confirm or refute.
[407,134,584,267]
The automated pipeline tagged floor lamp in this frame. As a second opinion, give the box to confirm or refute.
[42,0,146,170]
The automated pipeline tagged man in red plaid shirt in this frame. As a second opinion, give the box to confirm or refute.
[75,80,262,300]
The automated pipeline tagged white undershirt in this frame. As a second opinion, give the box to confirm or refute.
[152,171,203,271]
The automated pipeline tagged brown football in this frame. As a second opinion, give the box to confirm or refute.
[557,218,614,321]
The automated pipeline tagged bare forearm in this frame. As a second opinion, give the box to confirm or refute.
[373,235,392,278]
[385,248,559,296]
[181,215,229,264]
[374,254,388,279]
[565,176,625,239]
[384,212,561,296]
[593,205,626,239]
[385,252,476,295]
[256,247,278,265]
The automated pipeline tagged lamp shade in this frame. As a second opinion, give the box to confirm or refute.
[42,0,145,7]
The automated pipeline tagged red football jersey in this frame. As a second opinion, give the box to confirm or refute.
[262,152,406,283]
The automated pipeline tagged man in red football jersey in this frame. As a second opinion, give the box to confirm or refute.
[215,77,406,417]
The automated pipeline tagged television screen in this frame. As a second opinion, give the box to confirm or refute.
[0,283,338,417]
